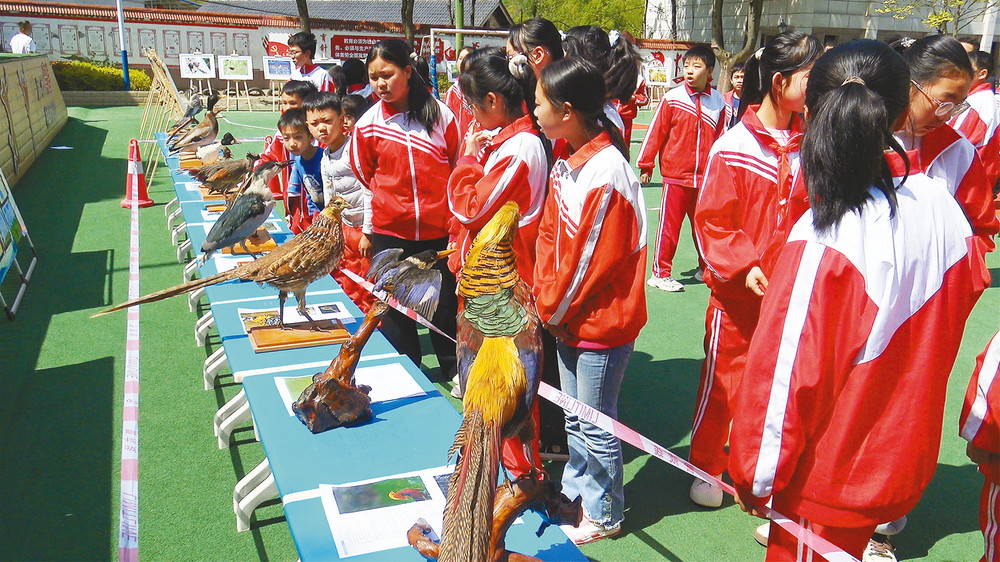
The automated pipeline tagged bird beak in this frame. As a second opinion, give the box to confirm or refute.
[436,248,458,260]
[278,160,294,168]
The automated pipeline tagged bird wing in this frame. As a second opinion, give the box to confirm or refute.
[203,193,271,252]
[389,267,443,319]
[366,248,404,283]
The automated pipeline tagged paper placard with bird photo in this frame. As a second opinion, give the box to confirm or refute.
[179,53,215,79]
[217,55,253,81]
[239,301,352,333]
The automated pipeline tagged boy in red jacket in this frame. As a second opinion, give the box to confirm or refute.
[960,331,1000,562]
[950,51,999,188]
[637,45,727,292]
[255,80,317,204]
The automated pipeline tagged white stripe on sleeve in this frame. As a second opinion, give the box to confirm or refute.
[961,334,1000,442]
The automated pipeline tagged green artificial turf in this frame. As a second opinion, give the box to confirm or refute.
[0,105,996,562]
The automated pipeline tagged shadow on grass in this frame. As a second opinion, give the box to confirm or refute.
[896,462,983,560]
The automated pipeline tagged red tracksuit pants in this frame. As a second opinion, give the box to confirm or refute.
[766,497,877,562]
[979,474,999,562]
[331,224,376,314]
[689,300,760,476]
[653,183,706,278]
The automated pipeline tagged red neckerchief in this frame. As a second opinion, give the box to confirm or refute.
[740,105,805,227]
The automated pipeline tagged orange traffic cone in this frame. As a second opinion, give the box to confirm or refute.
[122,138,154,209]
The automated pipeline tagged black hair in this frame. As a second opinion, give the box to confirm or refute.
[538,57,629,158]
[972,50,994,76]
[302,91,343,114]
[277,107,309,134]
[683,45,716,69]
[801,40,911,232]
[605,33,642,103]
[342,94,372,121]
[366,39,441,133]
[18,21,30,32]
[563,26,611,75]
[341,59,367,91]
[413,54,431,87]
[329,64,345,93]
[738,31,823,120]
[282,79,317,100]
[287,32,317,60]
[508,18,564,63]
[732,62,745,74]
[901,34,974,86]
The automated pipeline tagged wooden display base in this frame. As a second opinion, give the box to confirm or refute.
[247,319,350,352]
[222,228,277,255]
[199,186,228,201]
[178,153,204,169]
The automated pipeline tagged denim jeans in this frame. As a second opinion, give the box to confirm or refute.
[557,341,633,527]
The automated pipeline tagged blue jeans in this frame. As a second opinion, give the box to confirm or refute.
[557,341,633,527]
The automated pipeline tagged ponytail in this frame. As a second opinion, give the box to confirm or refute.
[738,31,823,121]
[539,57,628,158]
[598,113,629,158]
[366,39,441,133]
[800,40,910,232]
[605,34,641,103]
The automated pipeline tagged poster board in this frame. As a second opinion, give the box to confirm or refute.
[218,55,253,80]
[262,56,293,80]
[179,54,215,79]
[646,66,671,86]
[0,168,37,320]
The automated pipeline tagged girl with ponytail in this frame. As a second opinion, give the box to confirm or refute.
[349,38,461,378]
[531,57,647,545]
[688,30,822,511]
[561,25,637,141]
[729,40,989,561]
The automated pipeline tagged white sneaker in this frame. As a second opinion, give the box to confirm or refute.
[560,515,621,545]
[450,373,463,399]
[647,275,685,292]
[874,515,907,536]
[862,538,897,562]
[689,475,723,507]
[754,522,769,546]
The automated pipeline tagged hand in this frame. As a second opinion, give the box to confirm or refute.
[358,233,373,259]
[733,487,769,519]
[543,322,573,340]
[463,129,493,157]
[640,172,652,184]
[746,266,768,296]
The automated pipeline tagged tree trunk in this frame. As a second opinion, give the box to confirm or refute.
[403,0,416,46]
[296,0,311,33]
[711,0,763,92]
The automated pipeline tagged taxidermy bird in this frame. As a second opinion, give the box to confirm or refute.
[196,132,238,165]
[438,201,542,562]
[365,248,456,320]
[200,160,292,264]
[302,174,324,208]
[190,152,261,196]
[166,89,202,143]
[292,300,391,433]
[93,197,349,330]
[168,93,221,154]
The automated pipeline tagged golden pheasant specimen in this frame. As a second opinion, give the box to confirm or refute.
[93,197,349,329]
[439,201,543,562]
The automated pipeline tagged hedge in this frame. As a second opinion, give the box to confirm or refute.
[51,60,152,91]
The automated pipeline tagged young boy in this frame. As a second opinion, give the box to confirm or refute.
[724,62,744,128]
[288,32,336,92]
[950,50,999,187]
[637,45,727,292]
[280,108,324,234]
[303,92,375,312]
[340,94,372,132]
[256,80,317,200]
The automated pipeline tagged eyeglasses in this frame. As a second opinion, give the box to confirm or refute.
[287,49,302,56]
[911,80,970,118]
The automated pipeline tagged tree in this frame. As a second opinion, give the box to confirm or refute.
[296,0,311,33]
[403,0,417,45]
[877,0,999,35]
[505,0,646,38]
[711,0,764,91]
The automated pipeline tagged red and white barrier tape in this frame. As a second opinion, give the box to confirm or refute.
[118,142,142,562]
[342,268,858,561]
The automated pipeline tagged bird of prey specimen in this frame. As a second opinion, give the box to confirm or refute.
[190,152,261,196]
[168,94,222,154]
[438,201,543,562]
[365,247,457,320]
[200,160,291,263]
[196,132,238,165]
[93,197,349,330]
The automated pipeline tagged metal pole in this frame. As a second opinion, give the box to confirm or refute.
[430,29,439,99]
[115,0,131,90]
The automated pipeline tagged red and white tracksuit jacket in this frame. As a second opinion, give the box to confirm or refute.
[292,64,336,92]
[612,76,649,144]
[446,115,547,287]
[533,132,647,348]
[688,107,804,475]
[349,99,461,241]
[960,331,1000,562]
[444,83,474,144]
[256,131,290,199]
[950,82,1000,188]
[786,123,999,250]
[730,176,990,533]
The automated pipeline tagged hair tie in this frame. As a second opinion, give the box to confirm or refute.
[754,47,764,60]
[841,76,866,87]
[901,37,915,48]
[409,51,419,61]
[508,54,529,80]
[609,30,621,47]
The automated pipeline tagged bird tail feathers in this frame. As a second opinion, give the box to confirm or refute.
[90,269,234,318]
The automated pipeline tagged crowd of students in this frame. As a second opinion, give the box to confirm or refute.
[252,26,999,561]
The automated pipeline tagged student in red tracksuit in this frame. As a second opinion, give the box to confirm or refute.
[287,32,336,93]
[690,31,823,509]
[950,50,1000,188]
[638,44,728,292]
[256,80,317,217]
[350,38,461,377]
[444,46,475,143]
[533,57,647,546]
[446,47,550,476]
[614,72,649,149]
[960,331,1000,562]
[729,40,990,561]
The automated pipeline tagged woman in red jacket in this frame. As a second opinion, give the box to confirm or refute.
[349,39,461,377]
[533,57,647,546]
[729,40,990,561]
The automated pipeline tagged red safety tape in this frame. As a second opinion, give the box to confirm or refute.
[118,140,142,562]
[340,266,859,562]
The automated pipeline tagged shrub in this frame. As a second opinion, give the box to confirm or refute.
[51,60,152,91]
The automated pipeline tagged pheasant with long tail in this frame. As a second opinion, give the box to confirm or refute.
[438,201,543,562]
[92,198,349,329]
